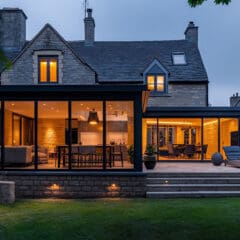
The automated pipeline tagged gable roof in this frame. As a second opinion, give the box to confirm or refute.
[0,24,96,76]
[1,26,208,83]
[69,40,208,83]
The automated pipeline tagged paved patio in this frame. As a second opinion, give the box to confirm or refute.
[144,162,240,173]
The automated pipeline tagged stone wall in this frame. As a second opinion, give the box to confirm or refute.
[1,25,96,85]
[148,84,207,107]
[0,172,146,198]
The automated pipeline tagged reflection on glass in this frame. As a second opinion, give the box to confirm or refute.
[4,101,34,169]
[203,118,218,160]
[220,118,238,158]
[106,101,134,169]
[38,101,68,169]
[143,118,202,160]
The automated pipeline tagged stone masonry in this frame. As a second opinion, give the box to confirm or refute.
[148,84,207,107]
[0,172,146,199]
[1,25,96,85]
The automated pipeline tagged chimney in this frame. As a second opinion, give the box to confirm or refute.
[0,8,27,51]
[184,21,198,45]
[230,93,240,107]
[84,8,95,46]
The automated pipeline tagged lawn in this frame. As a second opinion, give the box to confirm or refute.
[0,198,240,240]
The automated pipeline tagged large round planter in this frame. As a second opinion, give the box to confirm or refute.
[144,155,156,169]
[211,152,223,166]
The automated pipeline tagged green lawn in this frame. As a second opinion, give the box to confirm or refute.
[0,198,240,240]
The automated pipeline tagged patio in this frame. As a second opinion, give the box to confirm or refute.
[144,162,240,173]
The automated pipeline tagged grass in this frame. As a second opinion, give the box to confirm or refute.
[0,198,240,240]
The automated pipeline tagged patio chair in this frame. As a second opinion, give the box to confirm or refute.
[167,143,180,158]
[183,144,195,158]
[223,146,240,167]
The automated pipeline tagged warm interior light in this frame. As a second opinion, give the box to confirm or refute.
[40,60,47,82]
[157,76,164,91]
[147,76,155,91]
[49,59,57,82]
[146,120,193,126]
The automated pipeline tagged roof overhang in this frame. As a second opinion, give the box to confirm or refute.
[144,107,240,118]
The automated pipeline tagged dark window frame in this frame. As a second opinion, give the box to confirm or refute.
[38,55,59,83]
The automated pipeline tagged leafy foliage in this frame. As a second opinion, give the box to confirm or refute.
[0,49,11,69]
[145,144,156,156]
[188,0,231,7]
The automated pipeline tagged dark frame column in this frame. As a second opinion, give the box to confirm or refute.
[34,101,38,170]
[103,101,106,170]
[1,98,4,170]
[68,101,72,170]
[134,94,142,171]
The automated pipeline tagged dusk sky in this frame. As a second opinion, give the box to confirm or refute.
[0,0,239,106]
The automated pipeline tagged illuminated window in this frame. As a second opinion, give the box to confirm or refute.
[39,56,58,83]
[147,75,165,92]
[172,52,186,65]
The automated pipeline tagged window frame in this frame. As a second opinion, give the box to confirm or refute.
[147,74,166,93]
[38,55,59,84]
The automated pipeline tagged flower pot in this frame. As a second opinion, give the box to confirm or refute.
[144,155,156,169]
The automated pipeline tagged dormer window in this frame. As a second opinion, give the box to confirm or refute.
[143,59,169,95]
[147,75,165,92]
[172,52,186,65]
[39,56,58,83]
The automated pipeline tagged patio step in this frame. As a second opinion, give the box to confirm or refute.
[147,177,240,184]
[147,184,240,192]
[147,191,240,198]
[146,173,240,198]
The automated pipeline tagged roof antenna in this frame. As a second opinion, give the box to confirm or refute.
[84,0,89,18]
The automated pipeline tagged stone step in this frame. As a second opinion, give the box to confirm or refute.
[147,191,240,198]
[147,177,240,184]
[147,184,240,192]
[147,172,240,178]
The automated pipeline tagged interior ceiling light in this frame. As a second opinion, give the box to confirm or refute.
[88,109,99,125]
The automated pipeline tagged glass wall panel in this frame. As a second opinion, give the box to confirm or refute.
[71,101,103,169]
[143,118,202,160]
[220,118,238,158]
[106,101,134,169]
[38,101,68,169]
[203,118,218,160]
[4,101,34,169]
[158,118,202,160]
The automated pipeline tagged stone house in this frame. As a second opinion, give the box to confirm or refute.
[0,7,239,198]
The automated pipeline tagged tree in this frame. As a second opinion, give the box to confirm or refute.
[188,0,231,7]
[0,50,11,69]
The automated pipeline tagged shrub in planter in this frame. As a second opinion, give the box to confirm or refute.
[127,144,134,164]
[144,144,157,169]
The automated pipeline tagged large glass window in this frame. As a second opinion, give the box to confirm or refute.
[4,101,34,169]
[203,118,218,160]
[38,101,68,169]
[143,118,202,161]
[71,101,103,169]
[220,118,238,158]
[106,101,134,169]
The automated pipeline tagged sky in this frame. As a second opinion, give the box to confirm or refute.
[0,0,239,106]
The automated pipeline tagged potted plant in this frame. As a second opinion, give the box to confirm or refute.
[127,144,134,164]
[144,144,157,169]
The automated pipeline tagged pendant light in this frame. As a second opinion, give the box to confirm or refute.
[88,108,99,125]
